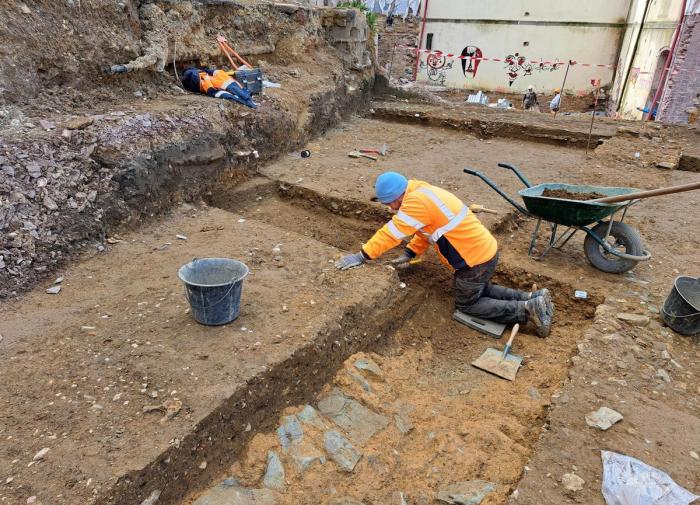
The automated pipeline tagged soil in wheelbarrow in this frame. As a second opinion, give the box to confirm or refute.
[541,188,607,201]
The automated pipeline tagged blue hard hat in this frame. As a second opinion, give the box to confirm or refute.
[375,171,408,204]
[182,68,201,93]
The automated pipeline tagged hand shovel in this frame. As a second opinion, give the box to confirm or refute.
[471,324,523,381]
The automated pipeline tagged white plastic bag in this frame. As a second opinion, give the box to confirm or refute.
[601,451,699,505]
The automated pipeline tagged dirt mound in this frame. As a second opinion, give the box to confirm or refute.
[541,188,606,201]
[0,2,375,299]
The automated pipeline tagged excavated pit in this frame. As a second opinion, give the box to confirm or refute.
[180,180,602,505]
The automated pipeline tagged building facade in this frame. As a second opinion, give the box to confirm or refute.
[411,0,692,122]
[414,0,630,94]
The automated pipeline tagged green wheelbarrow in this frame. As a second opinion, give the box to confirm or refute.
[464,163,652,274]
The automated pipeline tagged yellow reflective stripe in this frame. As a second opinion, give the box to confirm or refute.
[417,188,455,219]
[396,210,425,230]
[386,221,407,240]
[431,205,469,242]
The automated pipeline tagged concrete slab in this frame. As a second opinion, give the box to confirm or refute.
[0,207,410,505]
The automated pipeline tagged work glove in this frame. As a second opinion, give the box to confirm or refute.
[390,250,414,270]
[335,252,366,270]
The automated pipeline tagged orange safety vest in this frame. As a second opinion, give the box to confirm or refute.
[362,180,497,270]
[198,70,236,94]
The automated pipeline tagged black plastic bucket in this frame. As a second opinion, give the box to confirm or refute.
[662,276,700,336]
[178,258,249,326]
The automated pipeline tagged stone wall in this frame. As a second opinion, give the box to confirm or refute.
[375,16,420,80]
[658,13,700,124]
[320,8,372,70]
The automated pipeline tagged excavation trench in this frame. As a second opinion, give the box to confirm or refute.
[183,180,602,505]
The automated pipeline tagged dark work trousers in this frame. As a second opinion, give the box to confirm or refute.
[454,252,530,324]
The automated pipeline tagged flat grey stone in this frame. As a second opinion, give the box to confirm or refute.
[562,472,585,491]
[656,161,675,169]
[324,430,361,472]
[193,484,278,505]
[297,405,328,431]
[262,451,285,491]
[527,387,541,400]
[436,480,496,505]
[140,490,161,505]
[276,415,303,450]
[353,358,383,379]
[585,407,623,430]
[317,389,389,444]
[616,313,650,326]
[394,414,413,435]
[346,370,372,392]
[46,285,61,294]
[656,368,672,383]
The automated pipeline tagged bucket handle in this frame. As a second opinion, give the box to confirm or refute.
[185,281,241,310]
[184,258,244,310]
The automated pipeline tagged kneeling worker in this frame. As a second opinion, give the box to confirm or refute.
[335,172,554,337]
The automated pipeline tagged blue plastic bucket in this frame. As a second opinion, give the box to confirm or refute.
[178,258,250,326]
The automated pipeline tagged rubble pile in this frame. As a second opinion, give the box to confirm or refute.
[0,126,114,298]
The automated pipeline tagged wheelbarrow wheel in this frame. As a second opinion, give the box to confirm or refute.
[584,221,644,274]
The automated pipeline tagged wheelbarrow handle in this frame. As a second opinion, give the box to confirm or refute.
[463,168,530,215]
[497,163,532,188]
[590,181,700,204]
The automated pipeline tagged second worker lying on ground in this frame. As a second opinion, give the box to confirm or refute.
[335,171,554,337]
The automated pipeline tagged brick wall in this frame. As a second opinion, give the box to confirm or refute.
[657,13,700,124]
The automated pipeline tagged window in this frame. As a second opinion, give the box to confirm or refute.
[426,33,434,50]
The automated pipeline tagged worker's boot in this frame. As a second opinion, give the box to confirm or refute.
[530,288,555,320]
[526,296,551,338]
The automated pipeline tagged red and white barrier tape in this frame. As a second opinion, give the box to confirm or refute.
[394,44,617,68]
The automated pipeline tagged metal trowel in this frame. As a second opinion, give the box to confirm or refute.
[471,324,523,381]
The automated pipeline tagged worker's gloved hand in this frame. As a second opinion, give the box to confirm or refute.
[335,252,366,270]
[390,251,414,270]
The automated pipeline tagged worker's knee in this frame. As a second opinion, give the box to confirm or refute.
[454,279,484,309]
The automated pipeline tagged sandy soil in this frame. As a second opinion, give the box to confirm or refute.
[1,105,699,505]
[189,258,599,505]
[244,115,700,505]
[0,205,411,505]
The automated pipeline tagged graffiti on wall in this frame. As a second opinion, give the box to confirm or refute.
[419,52,453,85]
[460,46,482,77]
[504,53,563,86]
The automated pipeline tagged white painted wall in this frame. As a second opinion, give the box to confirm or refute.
[416,0,630,94]
[426,0,629,22]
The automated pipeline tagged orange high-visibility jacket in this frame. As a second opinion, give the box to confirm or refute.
[198,69,236,94]
[362,180,497,270]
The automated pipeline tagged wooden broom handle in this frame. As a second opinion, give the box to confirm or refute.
[590,181,700,204]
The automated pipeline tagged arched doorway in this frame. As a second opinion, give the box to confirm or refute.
[644,48,670,119]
